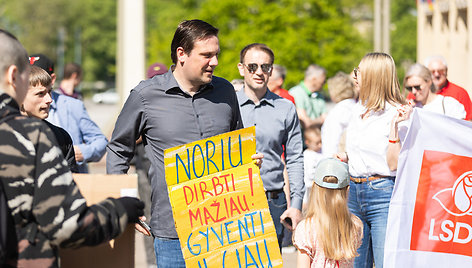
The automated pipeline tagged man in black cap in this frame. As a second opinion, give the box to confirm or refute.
[29,53,56,82]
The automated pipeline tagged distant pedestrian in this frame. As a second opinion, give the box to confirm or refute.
[407,55,472,120]
[405,63,465,119]
[302,125,324,204]
[321,72,358,157]
[267,64,295,104]
[289,64,327,128]
[57,63,83,99]
[293,158,363,268]
[231,79,244,91]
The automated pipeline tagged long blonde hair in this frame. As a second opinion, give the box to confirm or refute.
[304,176,359,260]
[358,52,405,112]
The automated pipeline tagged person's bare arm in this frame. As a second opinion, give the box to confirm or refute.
[296,108,325,128]
[297,250,311,268]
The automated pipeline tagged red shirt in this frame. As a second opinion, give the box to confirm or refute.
[407,81,472,120]
[273,88,295,104]
[271,88,295,160]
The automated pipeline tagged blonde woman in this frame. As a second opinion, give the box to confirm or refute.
[404,63,465,119]
[336,52,410,268]
[293,158,363,268]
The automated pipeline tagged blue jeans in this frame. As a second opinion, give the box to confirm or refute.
[348,177,394,268]
[154,237,185,268]
[267,190,287,250]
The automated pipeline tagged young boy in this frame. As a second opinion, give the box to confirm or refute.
[21,65,78,172]
[303,125,324,204]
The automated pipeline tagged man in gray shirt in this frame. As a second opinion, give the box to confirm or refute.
[236,43,304,249]
[107,20,262,267]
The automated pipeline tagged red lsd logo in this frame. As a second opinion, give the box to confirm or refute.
[411,150,472,256]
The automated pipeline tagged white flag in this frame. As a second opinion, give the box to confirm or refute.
[384,109,472,267]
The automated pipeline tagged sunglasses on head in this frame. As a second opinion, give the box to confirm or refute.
[405,85,422,91]
[243,63,273,74]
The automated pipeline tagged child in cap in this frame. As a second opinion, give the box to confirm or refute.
[293,158,363,268]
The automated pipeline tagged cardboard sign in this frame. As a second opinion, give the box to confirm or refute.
[164,127,283,267]
[164,127,257,186]
[60,174,138,268]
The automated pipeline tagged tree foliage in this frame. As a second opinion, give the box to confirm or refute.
[0,0,416,88]
[146,0,367,88]
[0,0,116,82]
[390,0,417,81]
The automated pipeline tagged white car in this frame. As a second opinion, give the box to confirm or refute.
[92,88,120,104]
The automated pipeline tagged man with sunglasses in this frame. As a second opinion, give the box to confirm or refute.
[236,43,304,250]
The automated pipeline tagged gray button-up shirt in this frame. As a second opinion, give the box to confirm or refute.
[236,89,304,210]
[107,70,243,238]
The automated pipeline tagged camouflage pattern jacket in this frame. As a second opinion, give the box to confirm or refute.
[0,94,129,267]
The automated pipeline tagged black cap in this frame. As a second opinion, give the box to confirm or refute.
[29,54,54,75]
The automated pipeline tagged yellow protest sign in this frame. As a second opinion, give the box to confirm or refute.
[164,127,256,186]
[164,127,283,267]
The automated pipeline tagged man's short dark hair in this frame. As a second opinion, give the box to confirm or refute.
[239,43,275,64]
[0,29,29,75]
[170,20,219,64]
[63,63,82,79]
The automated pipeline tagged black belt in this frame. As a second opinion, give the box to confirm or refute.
[265,189,284,199]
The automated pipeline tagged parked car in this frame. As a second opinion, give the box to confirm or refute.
[92,88,120,104]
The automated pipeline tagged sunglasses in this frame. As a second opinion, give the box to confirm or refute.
[405,85,422,91]
[243,63,273,74]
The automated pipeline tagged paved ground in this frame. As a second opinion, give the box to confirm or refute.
[84,100,298,267]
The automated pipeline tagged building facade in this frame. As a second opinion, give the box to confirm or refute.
[417,0,472,94]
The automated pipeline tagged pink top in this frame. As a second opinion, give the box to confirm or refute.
[293,218,363,268]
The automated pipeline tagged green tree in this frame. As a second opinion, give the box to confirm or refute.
[0,0,116,82]
[390,0,417,81]
[146,0,368,88]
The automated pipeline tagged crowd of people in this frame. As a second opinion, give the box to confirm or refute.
[1,17,472,268]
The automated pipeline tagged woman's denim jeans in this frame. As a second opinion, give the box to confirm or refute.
[348,177,395,268]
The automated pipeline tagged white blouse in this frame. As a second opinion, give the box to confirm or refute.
[419,95,466,120]
[321,98,357,157]
[345,102,408,177]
